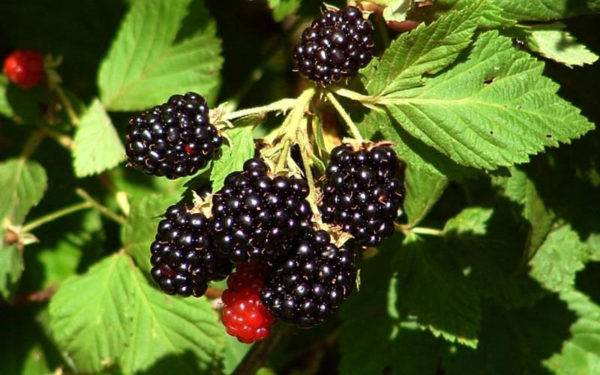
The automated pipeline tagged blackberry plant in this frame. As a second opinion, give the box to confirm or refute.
[3,1,598,374]
[125,92,223,179]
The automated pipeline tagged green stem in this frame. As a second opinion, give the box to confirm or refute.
[223,98,298,121]
[331,87,379,105]
[22,202,93,232]
[298,134,321,216]
[411,226,444,236]
[53,85,80,125]
[41,128,75,150]
[75,188,126,225]
[20,130,46,160]
[325,91,364,141]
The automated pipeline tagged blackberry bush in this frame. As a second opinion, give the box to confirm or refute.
[211,158,312,263]
[150,203,232,297]
[293,6,375,86]
[125,92,223,179]
[320,144,405,246]
[261,229,359,327]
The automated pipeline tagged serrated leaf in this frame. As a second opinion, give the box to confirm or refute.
[339,241,443,375]
[546,290,600,374]
[529,224,589,293]
[527,23,599,68]
[444,206,545,308]
[98,0,223,110]
[492,0,600,21]
[122,194,173,274]
[496,166,556,258]
[0,75,13,118]
[376,31,594,169]
[73,99,125,177]
[0,241,24,300]
[0,159,47,225]
[49,254,133,373]
[120,259,225,374]
[210,126,255,192]
[394,234,481,347]
[49,253,225,374]
[267,0,301,21]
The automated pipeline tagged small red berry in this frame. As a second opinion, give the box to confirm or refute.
[221,262,275,343]
[221,288,274,344]
[3,50,45,88]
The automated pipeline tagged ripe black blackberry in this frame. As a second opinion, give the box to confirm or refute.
[293,6,375,86]
[261,229,359,327]
[150,203,233,297]
[126,92,223,179]
[212,158,312,263]
[320,144,405,246]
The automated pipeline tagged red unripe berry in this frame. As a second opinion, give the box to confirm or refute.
[221,263,275,343]
[3,50,45,88]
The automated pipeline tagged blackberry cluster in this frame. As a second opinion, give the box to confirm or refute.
[321,144,405,246]
[261,229,359,327]
[126,92,223,179]
[293,6,375,86]
[212,158,312,263]
[150,203,232,297]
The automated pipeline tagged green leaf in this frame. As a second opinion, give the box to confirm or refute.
[364,1,486,95]
[394,234,481,347]
[0,159,47,225]
[495,166,556,258]
[492,0,600,21]
[339,241,443,374]
[0,75,13,118]
[546,290,600,374]
[267,0,301,21]
[375,31,594,169]
[121,259,225,374]
[49,253,225,374]
[444,206,545,308]
[529,224,590,293]
[122,194,173,274]
[49,254,133,373]
[443,294,575,374]
[98,0,223,110]
[527,23,599,68]
[73,99,125,177]
[210,126,255,192]
[0,241,24,300]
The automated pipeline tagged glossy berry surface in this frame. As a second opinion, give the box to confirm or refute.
[261,229,359,327]
[320,144,405,246]
[3,50,44,88]
[150,203,232,297]
[293,6,375,86]
[212,158,312,263]
[126,92,223,179]
[221,263,274,343]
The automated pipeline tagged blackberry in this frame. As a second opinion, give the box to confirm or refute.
[150,203,233,297]
[212,158,312,263]
[293,6,375,86]
[320,144,405,246]
[261,229,359,327]
[126,92,223,179]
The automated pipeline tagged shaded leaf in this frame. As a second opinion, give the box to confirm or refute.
[210,126,255,192]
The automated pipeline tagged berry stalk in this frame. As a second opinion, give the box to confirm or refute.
[325,91,364,141]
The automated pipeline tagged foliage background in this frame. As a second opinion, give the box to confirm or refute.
[0,0,599,374]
